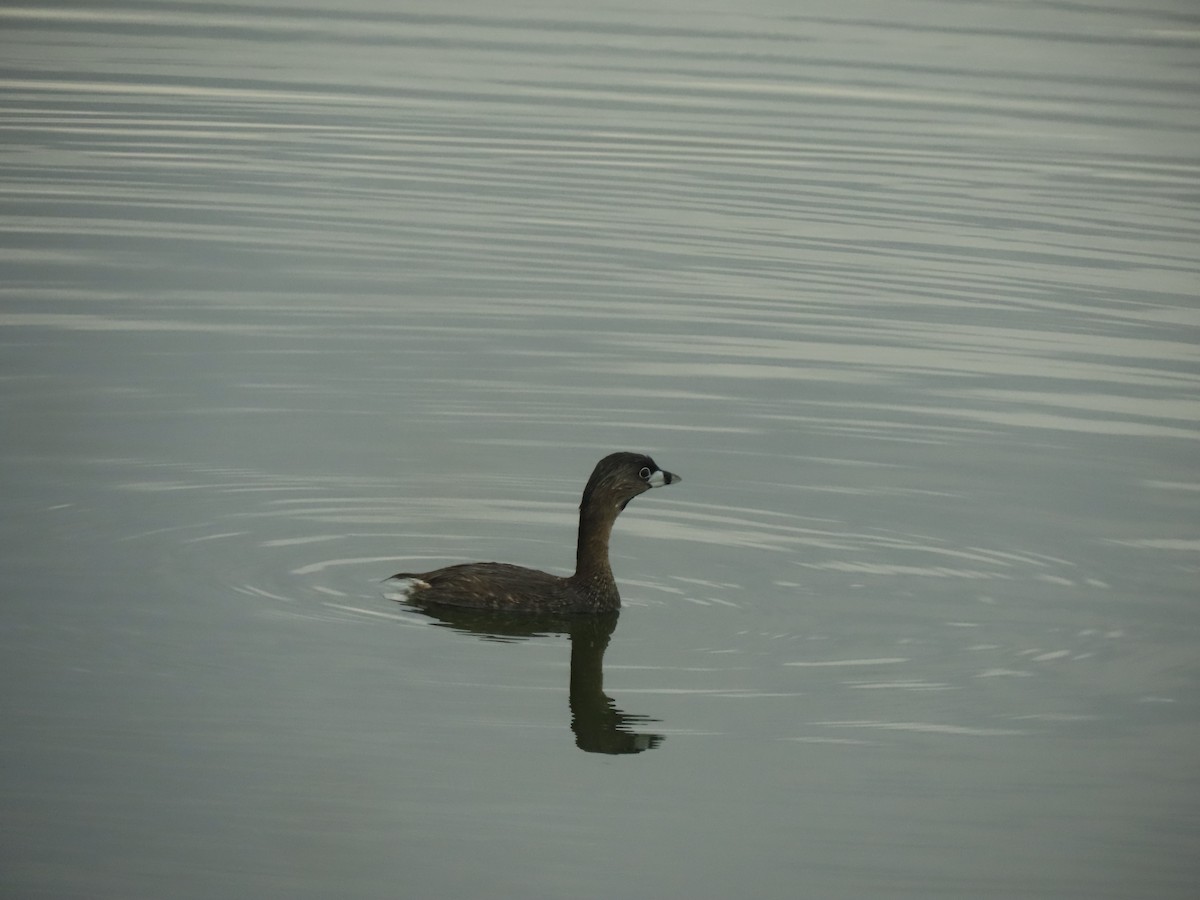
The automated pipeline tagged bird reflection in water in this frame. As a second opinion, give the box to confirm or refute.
[402,601,663,755]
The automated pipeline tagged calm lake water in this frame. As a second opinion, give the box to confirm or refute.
[3,1,1198,897]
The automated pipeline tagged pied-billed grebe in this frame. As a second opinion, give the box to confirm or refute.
[385,452,680,613]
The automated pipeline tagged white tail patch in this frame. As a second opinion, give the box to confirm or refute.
[381,576,431,601]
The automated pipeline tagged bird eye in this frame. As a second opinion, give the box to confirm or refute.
[639,467,652,480]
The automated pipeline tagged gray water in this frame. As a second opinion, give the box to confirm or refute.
[2,1,1198,897]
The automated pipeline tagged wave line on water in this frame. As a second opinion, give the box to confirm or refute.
[814,720,1029,736]
[785,657,909,667]
[321,603,427,626]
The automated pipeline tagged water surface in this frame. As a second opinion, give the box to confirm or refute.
[2,1,1198,898]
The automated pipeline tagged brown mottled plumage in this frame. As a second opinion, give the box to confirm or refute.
[386,452,680,613]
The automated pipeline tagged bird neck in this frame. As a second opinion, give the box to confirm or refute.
[572,498,619,593]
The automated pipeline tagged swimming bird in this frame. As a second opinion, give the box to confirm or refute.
[385,452,680,613]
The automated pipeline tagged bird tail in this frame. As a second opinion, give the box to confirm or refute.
[381,574,431,601]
